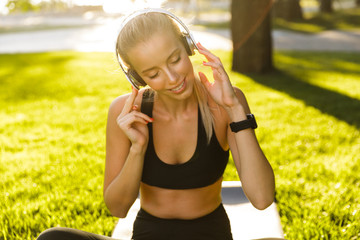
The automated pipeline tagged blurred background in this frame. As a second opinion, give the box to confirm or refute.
[0,0,359,53]
[1,0,359,239]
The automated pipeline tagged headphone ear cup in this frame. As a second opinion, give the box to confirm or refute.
[128,69,146,88]
[182,34,195,56]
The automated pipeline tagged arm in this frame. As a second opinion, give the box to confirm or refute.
[197,43,275,210]
[226,88,275,210]
[103,88,152,218]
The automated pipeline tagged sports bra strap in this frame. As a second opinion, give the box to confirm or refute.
[141,89,154,117]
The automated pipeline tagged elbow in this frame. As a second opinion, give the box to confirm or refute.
[252,198,273,210]
[112,208,130,219]
[105,202,130,218]
[253,175,276,210]
[250,190,275,210]
[104,192,131,218]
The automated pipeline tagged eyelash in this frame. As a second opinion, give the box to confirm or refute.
[149,73,159,79]
[173,56,181,63]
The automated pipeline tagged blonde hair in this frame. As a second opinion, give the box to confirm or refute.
[116,12,214,143]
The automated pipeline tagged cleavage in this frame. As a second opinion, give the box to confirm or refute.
[152,115,198,165]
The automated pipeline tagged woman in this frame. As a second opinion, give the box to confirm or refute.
[38,9,275,240]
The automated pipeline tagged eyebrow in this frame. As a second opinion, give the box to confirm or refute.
[141,48,180,74]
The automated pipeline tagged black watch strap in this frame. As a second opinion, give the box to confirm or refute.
[230,114,257,133]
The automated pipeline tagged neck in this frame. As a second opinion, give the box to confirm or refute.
[155,91,198,119]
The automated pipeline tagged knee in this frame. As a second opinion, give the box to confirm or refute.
[37,227,67,240]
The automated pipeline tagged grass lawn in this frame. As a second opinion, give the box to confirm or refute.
[194,7,360,33]
[273,8,360,33]
[1,50,359,239]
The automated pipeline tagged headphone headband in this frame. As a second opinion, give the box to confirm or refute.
[115,8,198,90]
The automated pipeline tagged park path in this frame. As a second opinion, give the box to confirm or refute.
[0,13,360,53]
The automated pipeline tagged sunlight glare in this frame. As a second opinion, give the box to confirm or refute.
[0,0,9,15]
[103,0,167,14]
[72,0,104,6]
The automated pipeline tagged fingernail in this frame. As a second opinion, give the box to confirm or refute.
[150,118,154,121]
[202,61,207,65]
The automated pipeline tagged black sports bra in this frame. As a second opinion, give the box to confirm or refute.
[141,90,229,189]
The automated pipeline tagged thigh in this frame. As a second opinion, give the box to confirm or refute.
[37,227,116,240]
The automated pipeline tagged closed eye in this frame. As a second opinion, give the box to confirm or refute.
[149,72,159,79]
[172,56,181,64]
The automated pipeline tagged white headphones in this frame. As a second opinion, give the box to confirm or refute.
[115,8,198,90]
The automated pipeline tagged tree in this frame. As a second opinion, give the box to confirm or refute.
[272,0,303,21]
[6,0,68,13]
[320,0,333,13]
[231,0,273,73]
[6,0,38,13]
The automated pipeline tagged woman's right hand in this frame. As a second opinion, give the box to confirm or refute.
[116,88,153,151]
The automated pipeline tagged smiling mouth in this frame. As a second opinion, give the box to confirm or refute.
[169,80,185,93]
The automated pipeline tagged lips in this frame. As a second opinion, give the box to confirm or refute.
[169,80,186,93]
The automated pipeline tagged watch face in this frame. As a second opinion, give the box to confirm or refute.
[248,114,257,129]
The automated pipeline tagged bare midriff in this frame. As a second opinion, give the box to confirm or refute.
[139,177,223,220]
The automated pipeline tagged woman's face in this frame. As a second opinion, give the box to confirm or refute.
[127,30,195,100]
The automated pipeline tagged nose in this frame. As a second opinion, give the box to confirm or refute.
[165,66,179,84]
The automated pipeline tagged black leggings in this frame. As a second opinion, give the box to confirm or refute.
[132,204,233,240]
[37,204,232,240]
[37,227,116,240]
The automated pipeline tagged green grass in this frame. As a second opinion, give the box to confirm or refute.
[1,51,360,239]
[273,8,360,33]
[193,8,360,33]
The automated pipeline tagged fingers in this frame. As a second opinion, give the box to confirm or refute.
[121,87,138,116]
[116,110,153,130]
[198,72,212,90]
[202,61,225,75]
[197,42,226,77]
[196,42,222,64]
[117,88,153,133]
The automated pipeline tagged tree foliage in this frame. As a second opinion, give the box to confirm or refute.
[6,0,68,13]
[6,0,39,13]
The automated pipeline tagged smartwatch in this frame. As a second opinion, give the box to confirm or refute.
[230,114,257,133]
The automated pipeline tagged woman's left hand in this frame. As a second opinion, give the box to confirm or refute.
[197,42,240,109]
